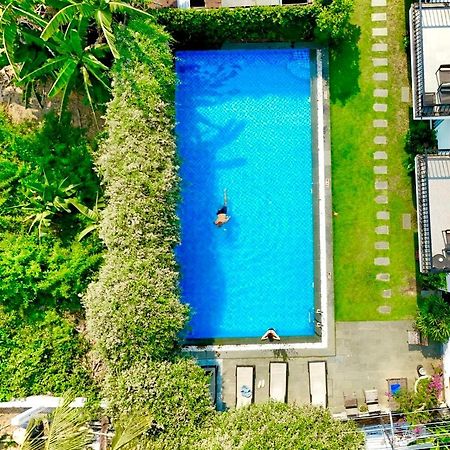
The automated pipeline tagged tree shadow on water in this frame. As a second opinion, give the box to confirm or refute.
[329,24,362,105]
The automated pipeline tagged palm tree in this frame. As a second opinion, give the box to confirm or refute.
[40,0,154,59]
[19,396,152,450]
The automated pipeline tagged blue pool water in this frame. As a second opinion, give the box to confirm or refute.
[176,48,315,340]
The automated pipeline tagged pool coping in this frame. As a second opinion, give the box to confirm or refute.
[183,45,335,357]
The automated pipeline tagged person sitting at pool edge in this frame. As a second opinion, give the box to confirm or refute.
[214,189,230,227]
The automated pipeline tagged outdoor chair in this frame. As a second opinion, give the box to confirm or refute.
[407,329,428,346]
[236,366,255,408]
[344,393,358,417]
[387,378,407,411]
[309,361,328,407]
[443,229,450,257]
[269,362,288,403]
[364,389,381,414]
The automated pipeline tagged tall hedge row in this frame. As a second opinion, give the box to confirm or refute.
[154,0,353,48]
[83,22,189,368]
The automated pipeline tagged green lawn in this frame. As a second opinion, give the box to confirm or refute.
[331,0,418,320]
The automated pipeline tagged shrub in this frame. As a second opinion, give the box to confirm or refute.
[103,357,214,439]
[416,295,450,343]
[83,21,189,366]
[154,2,353,49]
[193,402,364,450]
[0,308,94,401]
[404,121,438,173]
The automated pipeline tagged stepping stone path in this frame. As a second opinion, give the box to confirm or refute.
[401,87,410,103]
[371,0,392,303]
[378,305,392,314]
[374,151,388,160]
[402,213,411,230]
[376,273,390,281]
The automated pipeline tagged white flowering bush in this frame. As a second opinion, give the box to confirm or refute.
[84,22,190,369]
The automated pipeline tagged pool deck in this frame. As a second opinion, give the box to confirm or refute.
[196,321,442,413]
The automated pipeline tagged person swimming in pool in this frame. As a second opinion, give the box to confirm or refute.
[214,189,230,227]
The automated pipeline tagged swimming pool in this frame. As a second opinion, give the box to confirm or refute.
[176,48,315,341]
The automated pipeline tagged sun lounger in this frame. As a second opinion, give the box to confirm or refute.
[202,366,217,405]
[344,393,358,417]
[269,362,288,402]
[236,366,254,408]
[364,389,381,414]
[308,361,327,407]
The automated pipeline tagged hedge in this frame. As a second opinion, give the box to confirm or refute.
[83,22,189,369]
[154,0,353,48]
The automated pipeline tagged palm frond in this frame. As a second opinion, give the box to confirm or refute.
[48,58,77,97]
[110,415,152,450]
[81,66,98,128]
[95,9,119,59]
[40,4,79,41]
[2,22,18,77]
[19,56,66,83]
[77,223,98,241]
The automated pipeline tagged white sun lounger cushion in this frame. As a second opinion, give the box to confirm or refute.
[269,362,288,402]
[236,366,254,408]
[309,361,327,407]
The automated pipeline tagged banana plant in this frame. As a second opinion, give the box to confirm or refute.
[40,0,154,59]
[19,20,110,123]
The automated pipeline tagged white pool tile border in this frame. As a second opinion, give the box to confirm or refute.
[184,49,329,353]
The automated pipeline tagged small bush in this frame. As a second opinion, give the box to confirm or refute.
[416,295,450,343]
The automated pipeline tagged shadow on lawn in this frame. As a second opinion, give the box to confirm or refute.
[329,24,362,105]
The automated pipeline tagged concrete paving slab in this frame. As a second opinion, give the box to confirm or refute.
[375,180,388,190]
[374,136,387,144]
[375,195,388,204]
[374,165,388,174]
[375,257,390,265]
[374,151,388,160]
[375,225,389,234]
[371,0,387,5]
[373,88,388,97]
[377,305,392,314]
[376,273,390,281]
[401,87,410,102]
[382,289,392,298]
[371,12,387,21]
[377,211,390,220]
[372,43,388,52]
[373,72,388,81]
[372,28,388,37]
[373,58,388,67]
[373,119,388,127]
[373,103,388,112]
[402,213,411,230]
[375,241,389,249]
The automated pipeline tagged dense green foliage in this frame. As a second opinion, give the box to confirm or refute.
[104,358,214,444]
[418,271,447,291]
[84,22,188,369]
[404,120,438,173]
[155,0,353,48]
[416,295,450,343]
[0,111,102,399]
[192,403,364,450]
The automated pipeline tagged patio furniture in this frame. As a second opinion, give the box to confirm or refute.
[236,366,254,408]
[202,365,217,405]
[269,362,288,402]
[443,229,450,257]
[387,378,408,410]
[407,329,428,346]
[344,393,358,417]
[308,361,327,407]
[364,389,381,414]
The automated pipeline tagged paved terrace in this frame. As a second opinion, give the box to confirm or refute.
[199,321,442,413]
